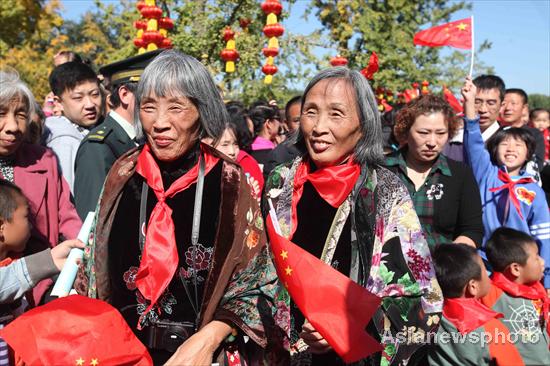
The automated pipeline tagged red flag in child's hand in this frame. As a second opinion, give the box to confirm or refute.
[361,52,379,80]
[266,216,383,363]
[414,18,472,49]
[443,85,464,114]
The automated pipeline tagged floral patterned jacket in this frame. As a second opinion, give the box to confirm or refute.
[74,144,287,364]
[263,157,443,366]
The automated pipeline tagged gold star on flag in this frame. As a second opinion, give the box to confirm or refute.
[280,250,288,260]
[76,358,85,366]
[457,22,467,31]
[90,359,99,366]
[285,266,293,276]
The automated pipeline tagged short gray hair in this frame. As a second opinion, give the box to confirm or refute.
[134,50,227,140]
[295,67,384,166]
[0,69,36,125]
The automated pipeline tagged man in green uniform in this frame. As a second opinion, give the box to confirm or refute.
[73,50,162,219]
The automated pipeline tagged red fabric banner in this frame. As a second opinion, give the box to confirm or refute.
[266,216,383,363]
[443,85,464,114]
[414,18,472,49]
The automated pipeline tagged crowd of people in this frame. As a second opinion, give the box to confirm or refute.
[0,47,549,366]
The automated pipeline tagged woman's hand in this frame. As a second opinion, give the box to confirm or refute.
[300,322,332,354]
[51,239,85,271]
[461,77,477,120]
[164,320,232,366]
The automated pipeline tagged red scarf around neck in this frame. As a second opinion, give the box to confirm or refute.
[134,143,219,325]
[290,157,360,237]
[489,170,534,219]
[491,272,549,334]
[443,297,503,334]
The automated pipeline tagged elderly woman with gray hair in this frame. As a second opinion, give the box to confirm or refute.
[75,51,285,364]
[263,67,443,365]
[0,70,81,303]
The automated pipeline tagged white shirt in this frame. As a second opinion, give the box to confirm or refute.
[450,121,500,143]
[109,110,136,141]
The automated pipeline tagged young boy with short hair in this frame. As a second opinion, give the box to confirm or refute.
[0,180,83,303]
[481,227,550,365]
[43,61,103,192]
[428,243,523,366]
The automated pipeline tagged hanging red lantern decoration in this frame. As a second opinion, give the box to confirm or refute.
[360,51,379,80]
[140,5,163,19]
[261,0,283,15]
[220,27,239,73]
[239,18,251,29]
[261,0,284,84]
[330,55,348,67]
[133,0,174,54]
[158,17,174,30]
[421,80,430,95]
[262,47,279,57]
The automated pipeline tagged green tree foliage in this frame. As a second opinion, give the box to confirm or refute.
[529,94,550,110]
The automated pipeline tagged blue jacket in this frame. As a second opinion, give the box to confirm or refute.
[463,117,550,287]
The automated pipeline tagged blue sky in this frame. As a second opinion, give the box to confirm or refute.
[61,0,549,95]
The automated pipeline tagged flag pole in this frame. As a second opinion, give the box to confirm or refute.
[469,15,475,77]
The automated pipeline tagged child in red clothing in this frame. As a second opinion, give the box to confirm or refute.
[428,243,523,366]
[530,108,550,163]
[481,228,549,365]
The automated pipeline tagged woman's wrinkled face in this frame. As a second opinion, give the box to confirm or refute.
[406,112,449,164]
[0,98,28,157]
[140,93,200,162]
[301,79,362,168]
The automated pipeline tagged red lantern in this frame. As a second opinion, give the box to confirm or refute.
[262,64,278,75]
[141,5,162,19]
[136,1,146,11]
[159,17,174,30]
[133,20,147,30]
[220,49,239,62]
[160,38,173,49]
[412,82,419,89]
[330,55,348,67]
[261,0,283,15]
[133,38,146,48]
[142,30,163,44]
[263,23,285,38]
[262,47,279,57]
[239,18,251,29]
[223,27,235,42]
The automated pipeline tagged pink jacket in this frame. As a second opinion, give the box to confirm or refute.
[13,143,82,303]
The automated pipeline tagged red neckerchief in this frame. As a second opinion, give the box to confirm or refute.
[134,143,219,325]
[491,272,549,334]
[443,297,503,334]
[290,156,360,237]
[489,170,534,219]
[0,257,14,267]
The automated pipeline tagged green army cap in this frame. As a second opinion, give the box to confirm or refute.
[99,49,163,87]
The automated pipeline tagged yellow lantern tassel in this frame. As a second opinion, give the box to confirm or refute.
[138,47,146,55]
[159,28,167,37]
[145,0,155,6]
[267,13,278,25]
[137,29,144,38]
[227,39,236,50]
[268,37,279,49]
[147,43,158,51]
[147,19,158,31]
[267,56,274,65]
[264,75,273,84]
[226,61,235,73]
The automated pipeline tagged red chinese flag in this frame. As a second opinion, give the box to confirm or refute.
[266,216,383,363]
[0,295,152,366]
[413,18,472,49]
[443,85,464,114]
[361,51,379,80]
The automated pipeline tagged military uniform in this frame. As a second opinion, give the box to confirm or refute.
[73,113,136,219]
[72,50,162,220]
